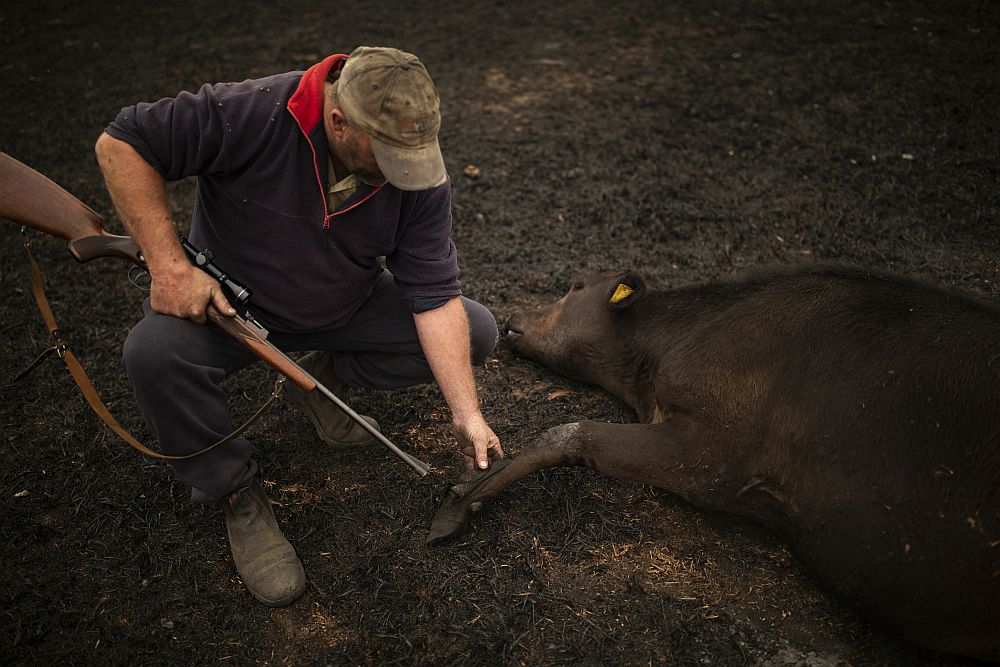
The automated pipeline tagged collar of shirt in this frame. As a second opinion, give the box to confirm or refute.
[327,157,359,211]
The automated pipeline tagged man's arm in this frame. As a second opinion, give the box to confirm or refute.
[94,133,235,323]
[413,297,504,473]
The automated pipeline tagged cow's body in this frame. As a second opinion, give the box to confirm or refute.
[429,264,1000,662]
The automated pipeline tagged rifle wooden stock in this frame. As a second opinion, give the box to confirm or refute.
[0,151,430,476]
[206,308,317,392]
[0,152,105,242]
[0,152,145,264]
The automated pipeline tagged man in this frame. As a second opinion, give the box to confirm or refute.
[94,47,504,607]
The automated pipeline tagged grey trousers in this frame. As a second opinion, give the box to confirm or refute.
[122,271,498,502]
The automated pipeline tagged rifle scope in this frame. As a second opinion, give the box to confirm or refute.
[179,237,252,308]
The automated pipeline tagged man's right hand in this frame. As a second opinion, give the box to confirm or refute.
[150,262,237,324]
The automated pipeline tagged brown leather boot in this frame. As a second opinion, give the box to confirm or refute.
[287,351,380,446]
[223,479,306,607]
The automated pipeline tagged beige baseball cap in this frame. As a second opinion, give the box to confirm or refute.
[337,46,446,191]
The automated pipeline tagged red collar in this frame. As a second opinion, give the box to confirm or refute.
[287,53,348,134]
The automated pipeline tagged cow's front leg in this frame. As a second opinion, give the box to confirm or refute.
[427,419,714,544]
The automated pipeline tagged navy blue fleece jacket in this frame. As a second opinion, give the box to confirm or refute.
[105,54,461,333]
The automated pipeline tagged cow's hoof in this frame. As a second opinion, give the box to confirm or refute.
[426,487,474,545]
[426,459,512,545]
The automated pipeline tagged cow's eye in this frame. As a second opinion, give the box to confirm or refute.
[571,282,585,292]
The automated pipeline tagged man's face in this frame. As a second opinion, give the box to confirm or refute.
[332,120,386,187]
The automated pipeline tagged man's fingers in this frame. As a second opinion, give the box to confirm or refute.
[476,432,505,469]
[475,439,490,470]
[211,287,237,316]
[457,422,502,472]
[484,432,504,462]
[463,434,489,470]
[461,441,489,470]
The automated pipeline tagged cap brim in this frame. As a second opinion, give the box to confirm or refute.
[369,136,447,191]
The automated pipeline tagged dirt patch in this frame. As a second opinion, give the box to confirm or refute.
[1,0,997,664]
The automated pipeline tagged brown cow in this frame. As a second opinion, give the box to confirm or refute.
[429,264,1000,662]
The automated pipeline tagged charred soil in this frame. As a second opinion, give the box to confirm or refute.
[1,1,998,665]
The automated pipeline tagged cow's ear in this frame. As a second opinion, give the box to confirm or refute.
[607,272,647,310]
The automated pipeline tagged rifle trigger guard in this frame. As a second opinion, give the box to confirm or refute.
[128,266,152,291]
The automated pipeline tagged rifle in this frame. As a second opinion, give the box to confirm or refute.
[0,151,430,477]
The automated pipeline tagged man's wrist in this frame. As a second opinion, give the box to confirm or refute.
[451,409,484,427]
[145,240,192,277]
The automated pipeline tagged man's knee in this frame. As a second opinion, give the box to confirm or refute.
[462,298,499,366]
[123,317,162,381]
[122,311,233,384]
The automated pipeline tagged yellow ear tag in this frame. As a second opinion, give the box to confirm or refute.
[610,283,634,304]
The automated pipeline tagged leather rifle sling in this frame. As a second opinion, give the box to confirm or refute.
[15,229,282,461]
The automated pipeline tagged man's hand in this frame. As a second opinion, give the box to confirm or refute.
[150,262,237,324]
[454,412,504,477]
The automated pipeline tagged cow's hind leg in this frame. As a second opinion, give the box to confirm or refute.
[427,419,710,544]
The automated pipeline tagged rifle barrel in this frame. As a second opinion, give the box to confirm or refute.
[312,378,431,477]
[211,309,432,476]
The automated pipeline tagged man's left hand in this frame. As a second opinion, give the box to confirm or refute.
[454,413,504,476]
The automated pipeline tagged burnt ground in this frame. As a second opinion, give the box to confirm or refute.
[1,0,999,665]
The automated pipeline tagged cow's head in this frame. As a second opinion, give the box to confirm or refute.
[506,271,647,386]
